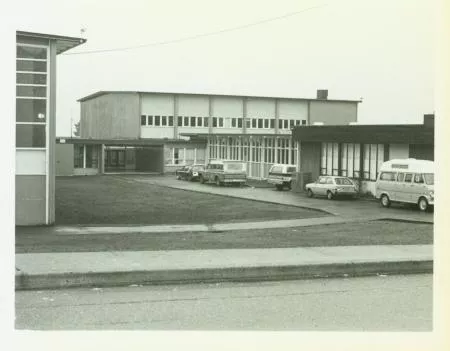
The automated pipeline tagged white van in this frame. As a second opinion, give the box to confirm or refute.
[375,159,434,211]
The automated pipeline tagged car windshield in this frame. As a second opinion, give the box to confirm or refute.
[225,162,245,171]
[424,173,434,185]
[334,177,353,185]
[286,167,296,173]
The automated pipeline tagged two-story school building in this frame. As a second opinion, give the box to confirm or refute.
[56,89,360,178]
[16,31,86,225]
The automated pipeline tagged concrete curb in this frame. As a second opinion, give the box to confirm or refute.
[15,260,433,291]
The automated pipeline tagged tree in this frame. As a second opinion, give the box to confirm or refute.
[73,121,80,137]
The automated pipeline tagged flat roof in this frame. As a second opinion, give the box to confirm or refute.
[292,123,434,145]
[77,90,362,104]
[17,31,87,54]
[56,137,206,145]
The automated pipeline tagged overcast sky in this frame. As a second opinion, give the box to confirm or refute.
[12,0,436,136]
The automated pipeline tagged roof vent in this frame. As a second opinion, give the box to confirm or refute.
[317,89,328,100]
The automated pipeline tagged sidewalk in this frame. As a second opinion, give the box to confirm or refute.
[52,215,374,235]
[15,245,433,290]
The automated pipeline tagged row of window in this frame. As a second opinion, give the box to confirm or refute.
[209,137,296,165]
[166,147,206,165]
[140,115,306,129]
[16,44,48,149]
[320,143,385,181]
[379,172,433,185]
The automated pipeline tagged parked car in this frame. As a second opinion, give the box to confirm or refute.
[305,176,357,200]
[199,160,247,186]
[267,164,297,190]
[176,164,205,181]
[375,158,434,211]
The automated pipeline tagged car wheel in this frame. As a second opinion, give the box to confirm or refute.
[307,189,314,198]
[187,174,193,182]
[380,194,391,208]
[326,191,334,200]
[199,175,206,184]
[418,197,428,212]
[275,184,283,191]
[215,177,222,187]
[176,174,181,180]
[286,182,292,190]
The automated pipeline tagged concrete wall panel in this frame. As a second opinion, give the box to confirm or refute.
[16,175,46,225]
[178,95,209,116]
[309,101,358,125]
[246,98,275,117]
[16,150,46,175]
[141,127,174,139]
[278,100,308,120]
[141,93,174,115]
[212,96,243,117]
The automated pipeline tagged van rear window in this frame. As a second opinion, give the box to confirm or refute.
[287,167,296,173]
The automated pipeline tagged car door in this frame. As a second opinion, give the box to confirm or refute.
[325,177,335,194]
[309,177,321,194]
[398,173,413,203]
[315,176,327,195]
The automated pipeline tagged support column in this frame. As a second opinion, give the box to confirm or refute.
[83,144,86,168]
[274,137,279,163]
[208,96,213,135]
[242,97,248,134]
[249,137,253,177]
[173,94,179,139]
[359,143,365,193]
[226,138,231,160]
[205,137,210,163]
[100,144,105,174]
[275,99,279,134]
[260,137,264,179]
[288,138,292,165]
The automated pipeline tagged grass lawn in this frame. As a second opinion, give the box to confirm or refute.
[55,176,326,225]
[16,220,432,253]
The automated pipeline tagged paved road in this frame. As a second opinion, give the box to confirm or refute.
[15,274,432,331]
